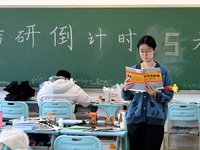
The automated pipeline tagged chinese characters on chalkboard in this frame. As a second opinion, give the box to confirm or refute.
[1,23,200,55]
[0,28,4,45]
[0,24,139,52]
[50,24,73,51]
[15,24,41,48]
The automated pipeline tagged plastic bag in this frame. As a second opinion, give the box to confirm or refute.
[111,83,123,99]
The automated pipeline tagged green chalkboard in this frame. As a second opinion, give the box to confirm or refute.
[0,8,200,90]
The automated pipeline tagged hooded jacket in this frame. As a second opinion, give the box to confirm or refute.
[37,79,92,117]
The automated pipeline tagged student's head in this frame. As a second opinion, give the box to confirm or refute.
[137,35,157,50]
[56,70,71,80]
[137,35,157,62]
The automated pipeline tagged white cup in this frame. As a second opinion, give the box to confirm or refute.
[12,119,18,126]
[104,90,111,103]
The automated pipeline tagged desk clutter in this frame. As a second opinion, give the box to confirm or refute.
[1,116,124,150]
[98,95,130,105]
[6,112,121,132]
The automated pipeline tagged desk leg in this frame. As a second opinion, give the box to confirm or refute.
[98,106,119,121]
[121,132,129,150]
[50,134,56,150]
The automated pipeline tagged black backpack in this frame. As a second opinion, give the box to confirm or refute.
[4,81,35,101]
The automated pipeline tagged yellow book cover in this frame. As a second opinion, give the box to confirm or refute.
[126,66,163,92]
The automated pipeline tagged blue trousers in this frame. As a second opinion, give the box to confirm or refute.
[127,122,164,150]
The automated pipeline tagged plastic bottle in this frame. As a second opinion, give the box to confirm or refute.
[103,86,111,103]
[46,112,56,125]
[117,113,121,127]
[59,118,64,129]
[120,105,127,130]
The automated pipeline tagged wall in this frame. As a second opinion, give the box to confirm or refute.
[1,0,200,7]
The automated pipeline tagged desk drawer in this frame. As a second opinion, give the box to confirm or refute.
[98,136,120,150]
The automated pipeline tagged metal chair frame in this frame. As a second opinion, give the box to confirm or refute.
[166,104,200,150]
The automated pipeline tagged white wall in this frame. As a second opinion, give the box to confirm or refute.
[1,0,200,7]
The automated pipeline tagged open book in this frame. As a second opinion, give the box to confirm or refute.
[126,66,163,92]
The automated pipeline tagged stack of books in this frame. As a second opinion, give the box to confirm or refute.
[13,121,36,130]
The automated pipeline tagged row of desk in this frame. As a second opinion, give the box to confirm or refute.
[0,100,129,150]
[1,120,129,150]
[25,100,125,121]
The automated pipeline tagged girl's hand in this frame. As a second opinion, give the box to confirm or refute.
[145,84,157,98]
[124,78,134,91]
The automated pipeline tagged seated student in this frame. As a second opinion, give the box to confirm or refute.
[37,70,92,119]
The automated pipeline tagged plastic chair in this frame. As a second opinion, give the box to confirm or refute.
[166,104,200,150]
[54,135,102,150]
[2,145,10,150]
[2,145,32,150]
[0,101,29,119]
[39,101,73,119]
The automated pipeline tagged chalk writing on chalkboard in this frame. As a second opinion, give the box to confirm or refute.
[192,33,200,50]
[32,74,46,85]
[0,81,10,85]
[1,8,200,90]
[183,83,200,89]
[15,24,41,48]
[88,27,107,51]
[0,29,4,45]
[50,24,73,50]
[1,23,186,55]
[118,28,137,52]
[75,77,113,88]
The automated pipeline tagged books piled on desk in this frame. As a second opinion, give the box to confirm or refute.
[13,121,36,130]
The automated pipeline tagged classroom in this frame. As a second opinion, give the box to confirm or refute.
[0,0,200,150]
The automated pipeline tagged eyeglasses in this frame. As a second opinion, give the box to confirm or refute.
[139,50,153,55]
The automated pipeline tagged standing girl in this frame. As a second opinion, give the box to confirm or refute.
[121,35,174,150]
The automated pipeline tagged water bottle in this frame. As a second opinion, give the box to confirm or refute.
[103,86,111,103]
[120,105,127,130]
[59,118,64,129]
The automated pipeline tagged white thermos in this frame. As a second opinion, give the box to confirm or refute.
[120,105,127,130]
[103,86,111,103]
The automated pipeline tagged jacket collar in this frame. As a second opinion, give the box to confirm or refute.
[136,61,160,69]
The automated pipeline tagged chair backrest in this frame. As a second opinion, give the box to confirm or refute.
[167,104,199,123]
[2,145,32,150]
[54,135,102,150]
[39,101,73,119]
[0,101,29,118]
[2,145,10,150]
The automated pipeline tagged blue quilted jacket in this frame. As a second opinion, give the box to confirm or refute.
[121,62,174,126]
